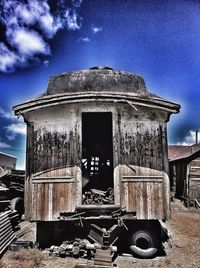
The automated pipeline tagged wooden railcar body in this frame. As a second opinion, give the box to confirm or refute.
[14,68,179,223]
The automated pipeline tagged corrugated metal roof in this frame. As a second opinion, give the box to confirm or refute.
[168,144,200,161]
[0,152,16,160]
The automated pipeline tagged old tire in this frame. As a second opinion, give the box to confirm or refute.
[129,230,158,258]
[10,197,24,220]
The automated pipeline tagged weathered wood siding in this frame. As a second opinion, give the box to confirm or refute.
[117,165,170,220]
[115,105,168,173]
[31,125,80,174]
[31,167,77,221]
[113,105,170,220]
[189,157,200,200]
[25,106,81,221]
[24,102,170,221]
[174,162,186,198]
[169,155,200,201]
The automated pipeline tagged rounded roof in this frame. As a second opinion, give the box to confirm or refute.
[46,67,148,96]
[13,67,180,116]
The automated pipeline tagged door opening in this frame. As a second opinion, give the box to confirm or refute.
[82,112,114,205]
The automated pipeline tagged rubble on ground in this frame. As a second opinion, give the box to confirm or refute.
[82,188,114,205]
[47,239,95,259]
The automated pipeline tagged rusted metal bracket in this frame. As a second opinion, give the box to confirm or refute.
[88,224,120,248]
[59,211,86,227]
[111,206,126,218]
[110,207,129,230]
[117,216,128,230]
[59,211,86,221]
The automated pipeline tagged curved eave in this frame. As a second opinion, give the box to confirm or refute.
[13,91,180,116]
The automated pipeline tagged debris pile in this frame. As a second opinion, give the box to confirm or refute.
[0,185,10,212]
[0,211,17,254]
[48,239,95,259]
[0,169,25,216]
[47,238,117,267]
[0,169,25,197]
[82,188,114,205]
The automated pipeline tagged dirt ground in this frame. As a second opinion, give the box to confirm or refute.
[0,199,199,268]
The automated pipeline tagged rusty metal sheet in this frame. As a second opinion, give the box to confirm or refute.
[0,212,16,254]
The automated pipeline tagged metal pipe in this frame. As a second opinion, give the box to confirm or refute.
[196,130,198,144]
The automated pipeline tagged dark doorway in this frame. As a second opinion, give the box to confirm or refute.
[82,113,114,202]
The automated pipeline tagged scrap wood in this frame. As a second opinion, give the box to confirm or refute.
[194,199,200,208]
[15,225,31,238]
[0,169,10,178]
[91,188,106,196]
[82,188,114,205]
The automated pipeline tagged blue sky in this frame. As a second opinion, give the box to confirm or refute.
[0,0,200,169]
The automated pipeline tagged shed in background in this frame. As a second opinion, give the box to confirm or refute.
[168,144,200,203]
[0,152,16,171]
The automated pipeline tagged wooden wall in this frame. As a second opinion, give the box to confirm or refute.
[24,102,170,221]
[117,110,168,172]
[189,157,200,200]
[30,167,78,221]
[25,106,81,221]
[169,155,200,201]
[175,162,186,198]
[117,165,170,220]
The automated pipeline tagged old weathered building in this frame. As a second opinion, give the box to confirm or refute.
[0,152,16,171]
[168,144,200,204]
[13,67,180,257]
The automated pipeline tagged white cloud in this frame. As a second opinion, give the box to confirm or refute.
[0,0,83,73]
[16,5,34,24]
[0,106,16,120]
[72,0,83,7]
[80,37,90,42]
[40,14,58,38]
[0,43,20,73]
[0,106,23,123]
[0,107,24,142]
[5,123,26,140]
[91,26,103,34]
[21,1,62,38]
[5,0,62,38]
[8,28,50,56]
[177,129,200,145]
[64,9,82,30]
[0,142,11,148]
[43,60,49,67]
